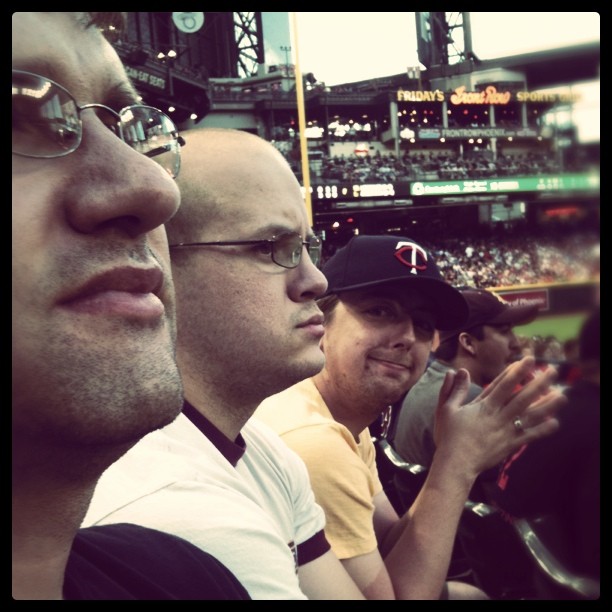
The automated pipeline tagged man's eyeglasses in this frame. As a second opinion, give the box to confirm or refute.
[12,69,183,178]
[170,232,322,269]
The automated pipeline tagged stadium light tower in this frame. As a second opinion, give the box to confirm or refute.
[415,12,476,70]
[281,45,291,67]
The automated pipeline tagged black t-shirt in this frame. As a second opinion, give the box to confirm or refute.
[63,523,251,600]
[491,380,600,580]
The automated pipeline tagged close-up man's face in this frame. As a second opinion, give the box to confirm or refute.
[472,323,522,385]
[321,287,435,411]
[171,136,328,403]
[12,12,183,447]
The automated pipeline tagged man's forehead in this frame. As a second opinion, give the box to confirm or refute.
[13,12,132,102]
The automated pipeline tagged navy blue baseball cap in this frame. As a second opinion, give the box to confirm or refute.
[321,235,469,330]
[438,287,540,343]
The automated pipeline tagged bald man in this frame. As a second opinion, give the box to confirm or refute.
[84,128,364,600]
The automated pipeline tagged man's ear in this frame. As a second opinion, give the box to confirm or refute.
[458,331,477,356]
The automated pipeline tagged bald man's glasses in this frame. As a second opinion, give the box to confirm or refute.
[170,233,322,269]
[12,69,183,178]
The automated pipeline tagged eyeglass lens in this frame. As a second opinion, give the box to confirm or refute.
[12,71,81,157]
[307,236,322,268]
[12,70,180,178]
[274,234,321,268]
[120,106,180,178]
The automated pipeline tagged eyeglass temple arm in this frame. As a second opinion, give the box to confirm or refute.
[144,138,185,159]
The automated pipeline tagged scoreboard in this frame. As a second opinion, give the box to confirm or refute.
[310,171,599,210]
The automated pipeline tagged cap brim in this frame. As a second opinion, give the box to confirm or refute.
[333,277,469,331]
[489,304,540,327]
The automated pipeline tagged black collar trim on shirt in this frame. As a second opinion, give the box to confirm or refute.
[182,400,246,467]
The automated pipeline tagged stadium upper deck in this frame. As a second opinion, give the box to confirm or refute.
[110,13,599,251]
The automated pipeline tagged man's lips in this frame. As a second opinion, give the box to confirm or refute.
[297,314,324,327]
[296,314,325,337]
[58,267,166,318]
[369,356,412,371]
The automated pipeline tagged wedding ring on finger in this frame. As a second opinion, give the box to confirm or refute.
[513,417,525,433]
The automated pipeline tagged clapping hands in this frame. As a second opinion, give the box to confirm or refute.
[433,356,565,477]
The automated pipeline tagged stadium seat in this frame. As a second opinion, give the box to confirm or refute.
[457,501,600,600]
[457,500,539,599]
[373,422,600,600]
[373,432,474,585]
[512,515,600,600]
[375,437,428,515]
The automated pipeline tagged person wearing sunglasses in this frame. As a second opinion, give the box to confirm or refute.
[13,13,250,600]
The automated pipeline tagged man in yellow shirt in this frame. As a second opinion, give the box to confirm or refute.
[255,234,563,599]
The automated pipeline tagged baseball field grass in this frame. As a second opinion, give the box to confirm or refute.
[514,312,588,342]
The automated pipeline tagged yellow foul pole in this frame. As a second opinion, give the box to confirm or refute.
[289,12,313,227]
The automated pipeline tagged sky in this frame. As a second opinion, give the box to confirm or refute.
[272,12,599,142]
[291,12,599,86]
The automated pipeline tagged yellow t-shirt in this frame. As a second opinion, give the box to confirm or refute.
[254,378,383,559]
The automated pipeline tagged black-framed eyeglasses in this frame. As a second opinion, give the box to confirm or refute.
[12,69,183,178]
[170,232,322,269]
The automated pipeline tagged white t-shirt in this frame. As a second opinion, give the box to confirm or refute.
[83,407,328,599]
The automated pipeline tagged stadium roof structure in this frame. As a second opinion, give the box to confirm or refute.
[433,42,601,89]
[330,41,600,92]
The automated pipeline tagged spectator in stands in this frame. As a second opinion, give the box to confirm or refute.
[291,147,565,185]
[517,335,537,358]
[430,230,599,289]
[490,307,600,587]
[534,335,565,364]
[13,14,249,600]
[84,127,365,600]
[392,287,539,471]
[255,235,564,600]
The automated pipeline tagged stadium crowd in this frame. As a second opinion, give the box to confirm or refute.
[430,229,599,288]
[314,150,566,183]
[273,140,599,184]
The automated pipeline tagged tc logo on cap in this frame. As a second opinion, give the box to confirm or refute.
[394,241,428,275]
